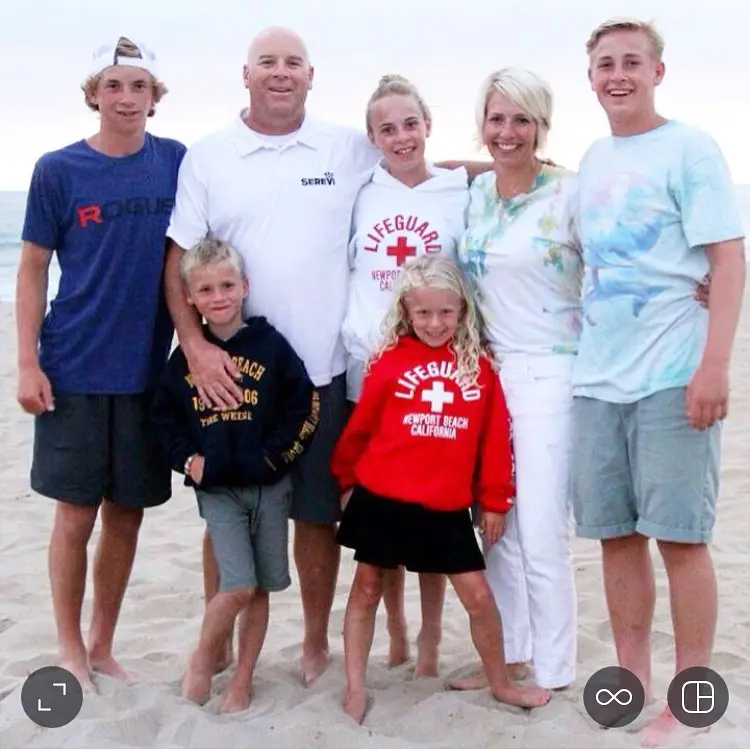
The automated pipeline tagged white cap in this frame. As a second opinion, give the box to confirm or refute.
[88,36,159,78]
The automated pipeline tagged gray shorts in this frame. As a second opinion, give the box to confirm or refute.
[30,390,172,509]
[289,373,347,525]
[197,476,293,592]
[570,387,721,543]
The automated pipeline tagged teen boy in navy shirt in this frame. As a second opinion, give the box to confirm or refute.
[16,36,185,691]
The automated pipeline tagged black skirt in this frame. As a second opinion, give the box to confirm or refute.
[336,485,485,575]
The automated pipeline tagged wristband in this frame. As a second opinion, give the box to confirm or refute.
[184,454,199,476]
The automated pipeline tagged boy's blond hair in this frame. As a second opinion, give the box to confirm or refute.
[180,237,245,285]
[586,17,665,61]
[82,36,168,116]
[373,256,490,390]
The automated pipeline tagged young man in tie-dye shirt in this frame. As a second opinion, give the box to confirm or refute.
[571,16,745,744]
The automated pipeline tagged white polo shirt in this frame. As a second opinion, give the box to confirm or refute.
[167,110,380,387]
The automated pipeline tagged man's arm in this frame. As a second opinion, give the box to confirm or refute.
[16,241,54,413]
[164,240,204,352]
[687,239,746,429]
[163,240,242,409]
[164,143,244,409]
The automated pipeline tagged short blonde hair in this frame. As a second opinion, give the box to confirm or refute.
[180,237,245,285]
[475,67,553,152]
[373,256,490,391]
[586,17,665,60]
[365,74,431,135]
[81,36,168,116]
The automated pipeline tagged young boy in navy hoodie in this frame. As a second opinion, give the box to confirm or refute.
[152,237,319,713]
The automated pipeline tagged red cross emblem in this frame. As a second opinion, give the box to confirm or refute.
[386,236,417,266]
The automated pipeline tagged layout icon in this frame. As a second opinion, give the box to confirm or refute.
[667,667,729,728]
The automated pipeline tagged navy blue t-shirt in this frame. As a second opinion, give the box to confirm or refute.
[22,133,186,394]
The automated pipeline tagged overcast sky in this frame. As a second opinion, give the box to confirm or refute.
[1,0,748,190]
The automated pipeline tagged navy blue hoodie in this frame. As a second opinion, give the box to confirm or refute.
[151,317,320,489]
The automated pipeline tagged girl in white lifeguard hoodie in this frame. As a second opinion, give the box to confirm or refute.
[339,74,470,679]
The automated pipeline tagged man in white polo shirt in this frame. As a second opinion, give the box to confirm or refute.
[164,25,381,687]
[164,25,491,688]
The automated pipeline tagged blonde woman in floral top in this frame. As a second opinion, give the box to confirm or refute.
[451,67,581,692]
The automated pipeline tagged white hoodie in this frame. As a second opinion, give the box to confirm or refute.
[341,162,469,370]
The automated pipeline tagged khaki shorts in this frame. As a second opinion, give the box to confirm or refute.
[570,387,721,543]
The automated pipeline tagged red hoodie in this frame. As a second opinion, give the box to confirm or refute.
[331,335,515,514]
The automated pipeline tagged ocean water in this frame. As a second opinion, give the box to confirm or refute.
[2,186,750,302]
[0,192,60,302]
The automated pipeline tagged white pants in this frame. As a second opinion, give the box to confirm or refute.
[485,352,578,689]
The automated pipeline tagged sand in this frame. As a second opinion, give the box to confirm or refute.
[0,297,749,749]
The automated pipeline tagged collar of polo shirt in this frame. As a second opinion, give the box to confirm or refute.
[231,109,324,156]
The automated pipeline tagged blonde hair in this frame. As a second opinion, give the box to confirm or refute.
[82,36,168,116]
[373,256,489,390]
[180,237,245,285]
[586,17,665,60]
[365,74,431,134]
[475,67,553,152]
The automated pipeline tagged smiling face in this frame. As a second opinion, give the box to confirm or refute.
[243,27,313,131]
[185,261,247,332]
[481,90,538,169]
[588,28,664,135]
[368,93,430,175]
[404,286,463,348]
[88,65,154,134]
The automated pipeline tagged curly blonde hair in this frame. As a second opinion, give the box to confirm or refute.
[373,256,491,390]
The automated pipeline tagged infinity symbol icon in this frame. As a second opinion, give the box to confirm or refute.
[595,688,633,706]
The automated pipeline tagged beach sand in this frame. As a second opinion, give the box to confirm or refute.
[0,297,748,749]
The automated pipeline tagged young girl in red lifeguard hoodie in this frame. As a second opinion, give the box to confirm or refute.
[330,255,552,723]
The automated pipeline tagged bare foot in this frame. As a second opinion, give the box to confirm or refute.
[387,631,410,667]
[492,681,551,709]
[181,654,212,705]
[300,649,330,687]
[640,706,705,748]
[445,662,529,691]
[219,685,251,714]
[89,653,134,685]
[59,654,97,694]
[414,635,439,678]
[508,662,531,681]
[446,669,488,691]
[343,689,370,724]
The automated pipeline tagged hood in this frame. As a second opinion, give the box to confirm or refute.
[370,161,468,194]
[203,316,276,348]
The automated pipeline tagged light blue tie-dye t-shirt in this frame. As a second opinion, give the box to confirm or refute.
[572,120,744,403]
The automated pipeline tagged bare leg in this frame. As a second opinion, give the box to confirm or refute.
[448,571,551,708]
[382,567,409,666]
[182,588,253,704]
[601,535,655,698]
[203,530,234,673]
[48,501,99,692]
[294,520,340,686]
[87,501,143,683]
[641,541,717,748]
[342,563,384,723]
[220,590,270,713]
[415,573,445,677]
